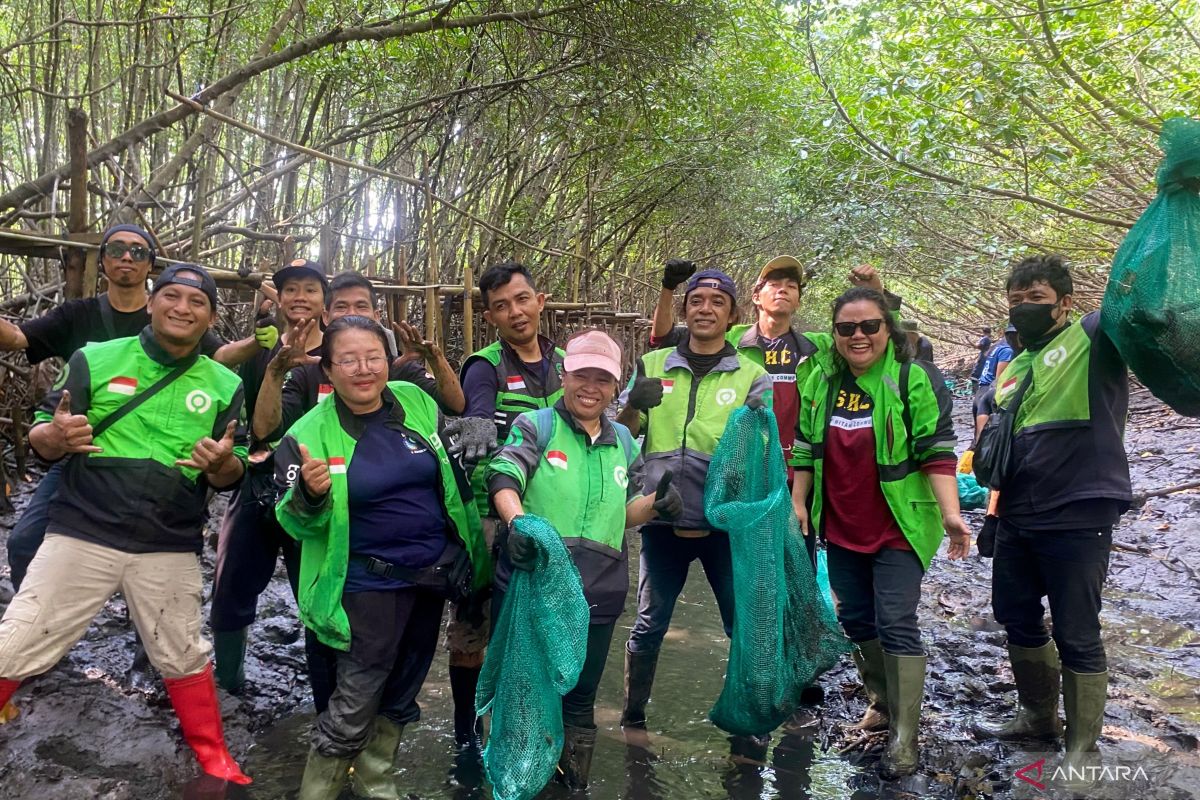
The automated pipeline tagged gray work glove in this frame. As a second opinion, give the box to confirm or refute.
[662,258,697,290]
[651,470,683,521]
[506,522,539,571]
[443,416,499,465]
[745,394,766,411]
[626,375,664,411]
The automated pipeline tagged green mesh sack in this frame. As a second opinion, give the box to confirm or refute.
[476,514,589,800]
[703,406,852,737]
[1102,117,1200,416]
[957,472,989,511]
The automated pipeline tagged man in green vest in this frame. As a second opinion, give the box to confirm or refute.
[974,255,1130,788]
[450,260,564,748]
[616,268,772,737]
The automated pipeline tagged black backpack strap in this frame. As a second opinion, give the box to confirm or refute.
[899,361,914,454]
[97,294,117,340]
[91,358,196,439]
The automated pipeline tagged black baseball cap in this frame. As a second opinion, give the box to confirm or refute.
[152,263,218,310]
[274,258,329,293]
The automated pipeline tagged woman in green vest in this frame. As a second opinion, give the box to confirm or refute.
[274,315,491,800]
[790,287,970,779]
[486,329,682,791]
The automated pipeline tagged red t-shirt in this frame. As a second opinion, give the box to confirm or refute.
[823,373,912,553]
[760,332,801,481]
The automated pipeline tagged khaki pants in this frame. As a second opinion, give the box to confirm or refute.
[0,533,211,680]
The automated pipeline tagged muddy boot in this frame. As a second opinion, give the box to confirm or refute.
[556,724,598,790]
[299,747,352,800]
[162,663,251,784]
[729,733,771,765]
[879,652,925,780]
[620,645,659,728]
[974,642,1063,741]
[449,664,483,749]
[125,634,158,694]
[0,678,20,724]
[850,639,889,731]
[349,717,403,799]
[1060,668,1107,792]
[213,628,248,694]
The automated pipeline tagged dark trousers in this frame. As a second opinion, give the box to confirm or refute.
[825,542,924,656]
[992,520,1111,673]
[563,622,617,729]
[6,461,65,591]
[628,527,735,655]
[313,588,445,758]
[209,484,300,631]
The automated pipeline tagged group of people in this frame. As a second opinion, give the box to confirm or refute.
[0,222,1138,797]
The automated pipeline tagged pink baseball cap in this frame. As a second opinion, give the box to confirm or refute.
[564,330,623,381]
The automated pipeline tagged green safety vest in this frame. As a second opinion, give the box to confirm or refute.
[994,320,1092,432]
[275,381,491,651]
[462,337,565,515]
[792,343,957,569]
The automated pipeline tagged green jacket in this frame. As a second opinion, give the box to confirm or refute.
[726,323,835,386]
[790,343,956,568]
[35,327,246,553]
[486,402,643,622]
[625,345,773,530]
[274,381,490,650]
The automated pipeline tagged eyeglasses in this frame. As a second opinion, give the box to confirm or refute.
[834,319,884,337]
[331,356,388,373]
[102,242,151,262]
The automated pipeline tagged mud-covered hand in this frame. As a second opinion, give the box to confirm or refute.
[254,319,279,350]
[176,421,237,474]
[651,470,683,520]
[443,416,498,465]
[849,264,884,293]
[943,513,972,560]
[507,525,539,571]
[298,443,331,498]
[661,258,697,290]
[51,390,102,454]
[268,317,320,376]
[393,320,439,364]
[626,375,664,411]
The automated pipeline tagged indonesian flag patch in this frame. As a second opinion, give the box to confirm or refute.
[661,379,675,394]
[107,376,138,396]
[328,456,347,474]
[506,375,527,391]
[318,383,334,402]
[546,450,568,469]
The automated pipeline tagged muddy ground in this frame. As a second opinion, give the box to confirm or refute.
[0,391,1198,799]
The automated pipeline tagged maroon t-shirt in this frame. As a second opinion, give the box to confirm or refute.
[760,332,802,481]
[823,373,911,553]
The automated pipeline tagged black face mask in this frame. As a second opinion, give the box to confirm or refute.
[1008,302,1060,343]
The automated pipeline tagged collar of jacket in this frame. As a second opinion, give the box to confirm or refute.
[139,325,201,368]
[499,333,557,362]
[553,397,619,446]
[736,320,820,356]
[1025,318,1075,352]
[663,342,740,374]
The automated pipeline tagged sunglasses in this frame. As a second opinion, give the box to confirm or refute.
[834,319,884,337]
[103,242,151,262]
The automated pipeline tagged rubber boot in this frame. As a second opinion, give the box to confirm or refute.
[299,747,352,800]
[620,645,659,728]
[729,733,771,765]
[125,633,158,694]
[162,663,252,785]
[1060,668,1107,792]
[850,639,889,731]
[213,628,249,694]
[974,642,1063,741]
[879,652,925,780]
[556,724,598,790]
[0,678,20,724]
[449,664,483,748]
[349,717,403,799]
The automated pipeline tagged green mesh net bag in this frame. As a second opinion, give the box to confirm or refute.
[703,406,852,737]
[1102,116,1200,416]
[476,514,589,800]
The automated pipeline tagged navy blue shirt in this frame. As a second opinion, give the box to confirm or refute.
[461,351,555,419]
[979,342,1015,386]
[344,406,448,592]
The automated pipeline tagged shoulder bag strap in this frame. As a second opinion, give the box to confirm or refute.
[91,358,196,439]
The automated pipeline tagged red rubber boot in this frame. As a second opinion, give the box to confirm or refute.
[163,663,252,785]
[0,678,20,724]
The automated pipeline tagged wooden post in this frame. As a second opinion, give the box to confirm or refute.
[424,285,439,347]
[463,263,474,354]
[64,108,88,300]
[320,224,335,270]
[81,248,100,298]
[190,141,208,261]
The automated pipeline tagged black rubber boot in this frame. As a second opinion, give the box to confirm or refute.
[213,628,249,694]
[449,664,483,748]
[556,725,598,790]
[125,632,158,694]
[620,646,659,728]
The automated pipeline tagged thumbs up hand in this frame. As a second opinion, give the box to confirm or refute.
[651,470,683,520]
[52,390,102,453]
[299,443,331,498]
[177,420,238,473]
